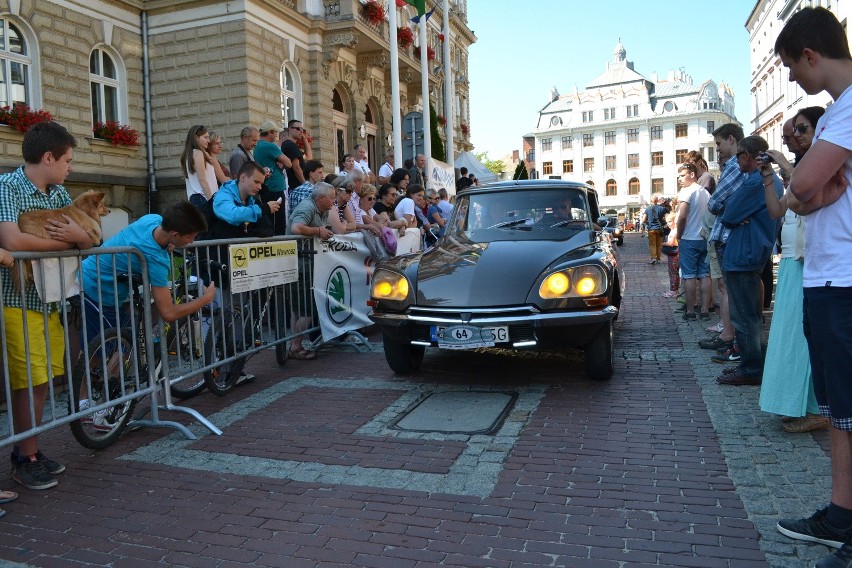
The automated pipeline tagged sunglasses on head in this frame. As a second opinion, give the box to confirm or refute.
[793,123,812,135]
[195,125,206,135]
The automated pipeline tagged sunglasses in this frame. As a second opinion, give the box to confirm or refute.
[366,196,376,201]
[195,125,206,135]
[793,123,812,135]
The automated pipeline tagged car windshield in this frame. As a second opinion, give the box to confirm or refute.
[447,188,591,242]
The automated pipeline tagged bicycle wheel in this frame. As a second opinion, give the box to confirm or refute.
[202,310,246,396]
[69,328,141,450]
[166,318,207,399]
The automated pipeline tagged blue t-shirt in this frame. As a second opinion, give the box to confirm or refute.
[81,214,171,307]
[253,140,286,193]
[427,204,446,236]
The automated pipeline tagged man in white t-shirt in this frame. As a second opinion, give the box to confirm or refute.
[354,144,375,184]
[772,8,852,566]
[377,149,394,185]
[675,163,711,320]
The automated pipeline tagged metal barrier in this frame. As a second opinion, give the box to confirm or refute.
[0,235,319,449]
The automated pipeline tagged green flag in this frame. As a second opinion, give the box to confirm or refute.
[404,0,426,16]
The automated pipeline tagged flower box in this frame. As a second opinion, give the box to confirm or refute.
[0,104,53,132]
[362,0,385,25]
[397,26,414,49]
[413,45,436,61]
[93,121,139,146]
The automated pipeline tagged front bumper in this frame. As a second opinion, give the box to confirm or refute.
[369,305,618,349]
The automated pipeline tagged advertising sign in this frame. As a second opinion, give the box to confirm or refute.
[228,241,298,293]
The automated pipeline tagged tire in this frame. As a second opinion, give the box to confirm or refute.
[166,318,207,399]
[584,320,614,381]
[202,311,246,396]
[69,328,141,450]
[275,343,288,366]
[382,334,424,374]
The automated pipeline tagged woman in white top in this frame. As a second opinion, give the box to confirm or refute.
[207,131,231,186]
[180,124,218,207]
[356,185,382,236]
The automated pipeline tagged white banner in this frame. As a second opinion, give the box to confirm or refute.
[313,229,421,342]
[228,241,298,294]
[428,157,456,196]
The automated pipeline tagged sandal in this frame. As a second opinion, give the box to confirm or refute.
[0,490,17,504]
[288,349,317,360]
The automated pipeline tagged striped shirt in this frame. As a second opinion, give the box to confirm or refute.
[0,166,72,312]
[707,157,747,244]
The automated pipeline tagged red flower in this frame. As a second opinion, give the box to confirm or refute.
[361,0,385,24]
[413,45,436,61]
[436,115,447,126]
[93,121,139,146]
[0,104,53,133]
[397,26,414,49]
[460,123,469,135]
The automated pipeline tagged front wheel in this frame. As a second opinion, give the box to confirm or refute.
[382,334,425,374]
[166,318,207,399]
[584,320,614,381]
[69,328,142,450]
[202,311,246,396]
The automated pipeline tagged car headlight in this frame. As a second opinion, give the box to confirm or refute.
[539,265,607,299]
[371,269,413,304]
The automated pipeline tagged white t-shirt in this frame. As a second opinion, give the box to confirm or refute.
[356,159,372,176]
[378,162,393,180]
[185,157,217,199]
[394,197,416,223]
[677,182,709,241]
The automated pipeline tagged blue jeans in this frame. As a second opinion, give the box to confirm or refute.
[725,269,764,376]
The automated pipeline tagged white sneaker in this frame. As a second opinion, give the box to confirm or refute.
[79,401,114,432]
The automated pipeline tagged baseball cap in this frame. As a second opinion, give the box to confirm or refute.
[258,119,280,133]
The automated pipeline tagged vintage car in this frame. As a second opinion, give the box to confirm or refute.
[368,180,625,380]
[597,215,624,246]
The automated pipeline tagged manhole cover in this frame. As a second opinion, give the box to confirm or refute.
[392,391,518,435]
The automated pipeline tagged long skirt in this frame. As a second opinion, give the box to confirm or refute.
[759,257,819,417]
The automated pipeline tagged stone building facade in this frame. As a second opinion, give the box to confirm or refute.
[527,43,737,219]
[0,0,475,218]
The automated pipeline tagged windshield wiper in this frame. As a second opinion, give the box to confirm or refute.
[550,219,588,228]
[489,218,533,230]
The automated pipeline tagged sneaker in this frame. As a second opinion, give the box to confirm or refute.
[11,456,57,490]
[712,345,741,363]
[699,312,711,321]
[682,312,697,321]
[777,507,849,548]
[699,336,733,350]
[34,451,64,475]
[649,259,657,265]
[716,368,762,386]
[79,401,114,433]
[816,542,852,568]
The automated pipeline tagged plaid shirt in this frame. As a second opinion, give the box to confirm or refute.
[0,166,72,312]
[288,181,314,214]
[707,157,747,244]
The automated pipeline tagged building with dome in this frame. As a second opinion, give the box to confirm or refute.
[525,42,737,219]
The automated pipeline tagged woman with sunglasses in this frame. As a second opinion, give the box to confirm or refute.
[180,124,218,207]
[758,105,829,434]
[356,185,383,236]
[330,176,357,232]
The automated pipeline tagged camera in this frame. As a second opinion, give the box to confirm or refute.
[758,151,774,164]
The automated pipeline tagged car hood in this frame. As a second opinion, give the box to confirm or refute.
[413,233,598,307]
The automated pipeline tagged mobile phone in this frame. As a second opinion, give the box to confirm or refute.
[758,151,774,164]
[277,197,282,203]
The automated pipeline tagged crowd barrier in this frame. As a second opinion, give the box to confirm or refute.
[0,228,422,449]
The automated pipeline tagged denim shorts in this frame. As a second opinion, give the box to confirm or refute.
[678,238,709,279]
[803,286,852,430]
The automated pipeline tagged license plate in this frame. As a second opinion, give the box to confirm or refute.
[431,325,509,349]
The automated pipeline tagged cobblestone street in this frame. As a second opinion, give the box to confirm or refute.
[0,233,833,568]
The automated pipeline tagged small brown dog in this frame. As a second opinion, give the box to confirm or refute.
[13,190,110,291]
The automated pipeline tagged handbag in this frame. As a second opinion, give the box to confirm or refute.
[379,226,398,255]
[662,244,679,256]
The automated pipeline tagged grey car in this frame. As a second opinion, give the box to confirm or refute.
[368,180,625,381]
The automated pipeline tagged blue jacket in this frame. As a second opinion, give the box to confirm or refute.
[720,170,783,272]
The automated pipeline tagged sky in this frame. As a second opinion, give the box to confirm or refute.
[465,0,757,162]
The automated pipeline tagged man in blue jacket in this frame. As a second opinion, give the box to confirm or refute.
[717,135,783,386]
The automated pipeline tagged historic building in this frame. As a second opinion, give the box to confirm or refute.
[747,0,847,150]
[0,0,475,217]
[527,42,736,218]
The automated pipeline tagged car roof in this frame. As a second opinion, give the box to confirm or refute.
[457,179,595,198]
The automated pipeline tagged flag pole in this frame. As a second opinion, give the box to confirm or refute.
[419,14,432,181]
[389,3,403,168]
[442,0,454,169]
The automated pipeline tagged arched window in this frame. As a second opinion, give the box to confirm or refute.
[90,48,121,124]
[606,179,617,196]
[628,177,640,195]
[280,63,302,126]
[0,19,32,107]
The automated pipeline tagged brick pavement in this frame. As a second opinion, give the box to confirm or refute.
[0,233,833,567]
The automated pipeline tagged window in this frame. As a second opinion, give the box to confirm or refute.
[606,179,617,196]
[550,116,562,127]
[650,125,662,140]
[706,147,715,162]
[675,123,688,137]
[626,104,639,117]
[541,138,552,151]
[605,155,616,170]
[280,63,302,126]
[542,161,553,175]
[563,159,573,173]
[675,149,689,163]
[706,120,715,134]
[90,48,120,125]
[604,107,615,120]
[604,130,616,145]
[527,150,535,162]
[583,133,594,147]
[651,151,663,166]
[652,178,664,192]
[627,128,639,143]
[561,135,572,149]
[627,153,639,168]
[1,19,31,107]
[582,110,594,123]
[628,177,640,195]
[584,157,594,172]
